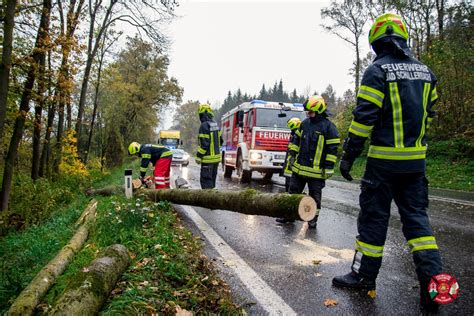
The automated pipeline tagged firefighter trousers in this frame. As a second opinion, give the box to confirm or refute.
[289,173,324,215]
[351,163,442,283]
[153,157,172,189]
[200,163,219,189]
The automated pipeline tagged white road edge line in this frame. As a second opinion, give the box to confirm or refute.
[175,204,297,316]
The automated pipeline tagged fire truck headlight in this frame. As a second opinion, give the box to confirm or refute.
[250,152,262,160]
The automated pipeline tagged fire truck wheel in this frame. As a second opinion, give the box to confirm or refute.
[263,172,273,181]
[224,165,233,178]
[237,154,252,183]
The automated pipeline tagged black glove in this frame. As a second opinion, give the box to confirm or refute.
[339,159,354,181]
[139,176,146,185]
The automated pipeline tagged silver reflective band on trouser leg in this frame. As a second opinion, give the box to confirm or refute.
[407,236,438,252]
[352,251,363,273]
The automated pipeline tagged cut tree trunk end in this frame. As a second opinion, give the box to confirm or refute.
[142,189,317,221]
[7,200,98,316]
[48,244,130,316]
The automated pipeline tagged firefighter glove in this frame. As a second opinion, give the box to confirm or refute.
[195,158,201,165]
[139,176,146,185]
[339,158,354,181]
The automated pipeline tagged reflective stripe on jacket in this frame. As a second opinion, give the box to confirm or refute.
[346,51,438,172]
[139,144,172,177]
[289,116,339,179]
[196,117,222,164]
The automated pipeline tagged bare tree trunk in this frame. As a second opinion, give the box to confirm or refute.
[76,0,117,153]
[31,49,47,180]
[436,0,445,39]
[143,189,317,221]
[6,200,97,316]
[355,37,360,95]
[39,50,54,178]
[0,0,18,148]
[49,244,130,316]
[0,0,52,212]
[52,0,85,176]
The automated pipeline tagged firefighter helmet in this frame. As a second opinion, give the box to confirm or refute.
[304,95,327,114]
[369,13,409,45]
[128,142,140,155]
[198,103,214,116]
[287,117,302,131]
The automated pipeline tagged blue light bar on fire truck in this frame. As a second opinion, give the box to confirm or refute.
[250,100,267,105]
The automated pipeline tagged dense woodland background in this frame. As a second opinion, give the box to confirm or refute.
[0,0,472,228]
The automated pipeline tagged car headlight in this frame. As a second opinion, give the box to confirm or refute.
[250,152,262,160]
[183,154,189,160]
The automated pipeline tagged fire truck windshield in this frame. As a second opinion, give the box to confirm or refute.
[256,108,306,128]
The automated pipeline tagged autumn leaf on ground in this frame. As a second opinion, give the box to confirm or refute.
[175,305,193,316]
[312,259,322,265]
[324,299,338,307]
[211,280,219,286]
[367,290,377,299]
[315,272,322,277]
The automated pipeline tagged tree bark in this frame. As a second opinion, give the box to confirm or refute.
[52,0,85,176]
[0,0,52,212]
[144,189,317,221]
[31,47,47,180]
[0,0,18,147]
[48,244,130,316]
[6,199,97,316]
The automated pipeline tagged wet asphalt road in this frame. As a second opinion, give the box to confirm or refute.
[170,162,473,315]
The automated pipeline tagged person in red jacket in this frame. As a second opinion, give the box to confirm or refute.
[128,142,173,189]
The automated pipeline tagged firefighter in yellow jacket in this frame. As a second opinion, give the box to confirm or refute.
[196,104,223,189]
[332,13,443,313]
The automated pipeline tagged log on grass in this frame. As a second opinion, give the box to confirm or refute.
[142,189,317,221]
[85,185,122,196]
[7,200,98,316]
[48,244,130,316]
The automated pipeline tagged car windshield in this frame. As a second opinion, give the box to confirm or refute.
[161,138,179,147]
[172,149,185,155]
[255,108,306,128]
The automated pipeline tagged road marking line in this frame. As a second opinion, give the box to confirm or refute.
[176,205,296,316]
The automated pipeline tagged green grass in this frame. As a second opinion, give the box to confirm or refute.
[1,160,240,315]
[334,157,473,191]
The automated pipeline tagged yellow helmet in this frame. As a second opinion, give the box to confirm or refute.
[198,103,214,116]
[287,117,302,130]
[369,13,409,45]
[304,95,326,114]
[128,142,140,155]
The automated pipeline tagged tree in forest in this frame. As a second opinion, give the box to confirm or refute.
[321,0,370,94]
[171,101,201,153]
[0,0,18,149]
[1,0,52,212]
[422,2,473,138]
[75,0,179,153]
[100,36,182,155]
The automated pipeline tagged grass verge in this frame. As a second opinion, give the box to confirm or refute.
[334,157,473,191]
[1,161,240,314]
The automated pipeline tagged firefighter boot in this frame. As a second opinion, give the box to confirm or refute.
[308,215,318,229]
[420,280,439,314]
[332,272,376,290]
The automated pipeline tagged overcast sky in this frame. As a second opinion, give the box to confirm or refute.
[161,0,373,128]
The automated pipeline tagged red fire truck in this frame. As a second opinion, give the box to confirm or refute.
[221,100,306,183]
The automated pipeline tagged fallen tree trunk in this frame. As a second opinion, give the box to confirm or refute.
[48,244,130,315]
[85,185,122,196]
[142,189,316,221]
[7,200,98,316]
